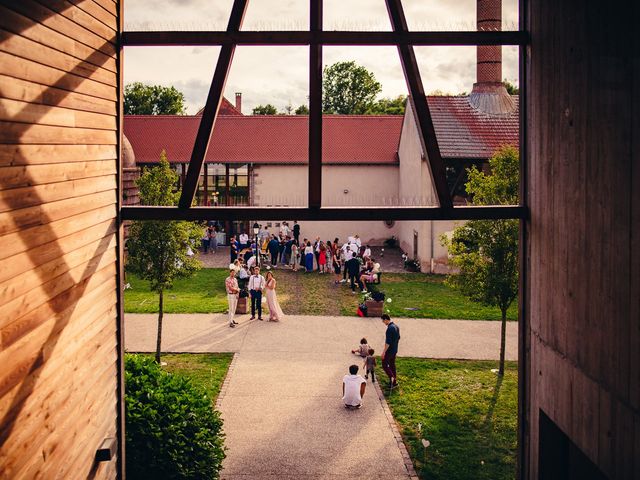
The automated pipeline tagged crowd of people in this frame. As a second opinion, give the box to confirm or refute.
[219,222,399,410]
[220,222,382,294]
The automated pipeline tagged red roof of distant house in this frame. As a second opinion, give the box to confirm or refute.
[426,96,519,159]
[195,97,243,116]
[124,115,403,165]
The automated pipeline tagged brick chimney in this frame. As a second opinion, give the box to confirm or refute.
[235,92,242,114]
[469,0,516,115]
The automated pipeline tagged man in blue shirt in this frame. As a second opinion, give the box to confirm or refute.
[381,314,400,388]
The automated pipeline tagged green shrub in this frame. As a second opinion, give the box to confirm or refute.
[125,355,226,479]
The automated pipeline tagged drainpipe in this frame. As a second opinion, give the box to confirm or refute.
[430,220,435,273]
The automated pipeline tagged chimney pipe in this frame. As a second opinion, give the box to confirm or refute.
[469,0,515,115]
[476,0,502,84]
[235,92,242,114]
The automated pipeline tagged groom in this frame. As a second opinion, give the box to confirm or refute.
[248,266,266,321]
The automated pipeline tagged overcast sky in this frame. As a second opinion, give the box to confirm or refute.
[124,0,519,114]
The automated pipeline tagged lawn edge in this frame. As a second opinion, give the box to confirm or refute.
[215,352,239,409]
[372,379,420,480]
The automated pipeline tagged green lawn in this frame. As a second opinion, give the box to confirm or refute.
[125,268,517,321]
[383,359,518,480]
[135,353,234,402]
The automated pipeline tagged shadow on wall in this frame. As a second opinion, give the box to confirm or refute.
[0,3,118,478]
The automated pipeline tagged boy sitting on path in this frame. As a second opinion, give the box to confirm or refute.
[342,365,366,409]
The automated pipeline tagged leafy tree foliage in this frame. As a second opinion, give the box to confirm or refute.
[503,79,520,95]
[126,151,201,362]
[442,146,519,375]
[322,61,382,114]
[365,95,407,115]
[252,104,278,115]
[295,104,309,115]
[125,355,226,479]
[124,82,186,115]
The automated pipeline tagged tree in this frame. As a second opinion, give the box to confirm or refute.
[365,95,407,115]
[124,82,186,115]
[322,61,382,114]
[503,79,519,95]
[252,104,278,115]
[295,104,309,115]
[442,146,519,375]
[126,151,201,363]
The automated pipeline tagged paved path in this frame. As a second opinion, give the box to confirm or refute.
[125,314,518,360]
[125,314,517,479]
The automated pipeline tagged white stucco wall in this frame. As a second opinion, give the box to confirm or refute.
[252,164,399,244]
[396,101,459,272]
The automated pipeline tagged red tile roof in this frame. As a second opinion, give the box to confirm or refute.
[124,96,518,165]
[195,97,243,116]
[426,96,519,159]
[124,115,403,165]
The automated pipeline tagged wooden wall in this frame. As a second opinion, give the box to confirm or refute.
[526,0,639,477]
[0,0,122,478]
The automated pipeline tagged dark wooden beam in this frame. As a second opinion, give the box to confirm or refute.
[121,205,526,221]
[122,30,528,47]
[177,0,248,209]
[386,0,453,209]
[308,0,323,208]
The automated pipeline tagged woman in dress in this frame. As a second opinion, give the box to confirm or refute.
[304,241,314,272]
[318,241,327,273]
[325,240,333,275]
[265,271,284,321]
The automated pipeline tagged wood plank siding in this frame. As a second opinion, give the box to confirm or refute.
[0,1,121,478]
[527,0,639,477]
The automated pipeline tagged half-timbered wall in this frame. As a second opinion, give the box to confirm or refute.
[526,0,639,477]
[0,1,121,478]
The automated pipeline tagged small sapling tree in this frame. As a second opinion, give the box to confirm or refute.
[127,151,201,363]
[442,146,519,375]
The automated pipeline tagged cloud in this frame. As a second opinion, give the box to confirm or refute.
[124,0,520,111]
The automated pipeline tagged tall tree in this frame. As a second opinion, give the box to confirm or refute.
[295,104,309,115]
[322,61,382,114]
[442,146,519,375]
[124,82,186,115]
[365,95,407,115]
[252,104,278,115]
[126,151,201,363]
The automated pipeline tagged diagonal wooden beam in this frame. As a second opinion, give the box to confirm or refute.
[178,0,249,208]
[385,0,453,209]
[308,0,323,208]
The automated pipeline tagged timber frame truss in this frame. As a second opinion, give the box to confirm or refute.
[119,0,528,222]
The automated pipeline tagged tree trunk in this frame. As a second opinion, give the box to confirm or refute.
[499,307,507,376]
[155,290,164,363]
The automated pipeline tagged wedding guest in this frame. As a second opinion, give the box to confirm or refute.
[225,268,240,328]
[265,271,285,322]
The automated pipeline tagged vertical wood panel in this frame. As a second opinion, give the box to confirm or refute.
[0,1,120,478]
[528,0,638,478]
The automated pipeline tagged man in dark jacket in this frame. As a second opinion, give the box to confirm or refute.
[345,256,362,293]
[381,314,400,388]
[268,235,280,266]
[292,221,300,244]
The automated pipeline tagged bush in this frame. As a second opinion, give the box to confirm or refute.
[125,355,226,479]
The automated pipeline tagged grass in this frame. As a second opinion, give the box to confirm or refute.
[352,273,518,320]
[135,353,234,402]
[382,358,518,480]
[125,268,517,321]
[125,269,229,314]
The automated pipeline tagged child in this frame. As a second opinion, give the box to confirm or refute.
[363,348,376,383]
[351,338,370,357]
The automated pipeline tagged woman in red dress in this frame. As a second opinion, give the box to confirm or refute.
[318,241,327,273]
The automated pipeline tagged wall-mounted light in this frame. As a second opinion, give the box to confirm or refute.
[343,189,349,194]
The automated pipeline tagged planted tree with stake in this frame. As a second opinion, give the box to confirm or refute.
[126,151,201,363]
[442,146,519,375]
